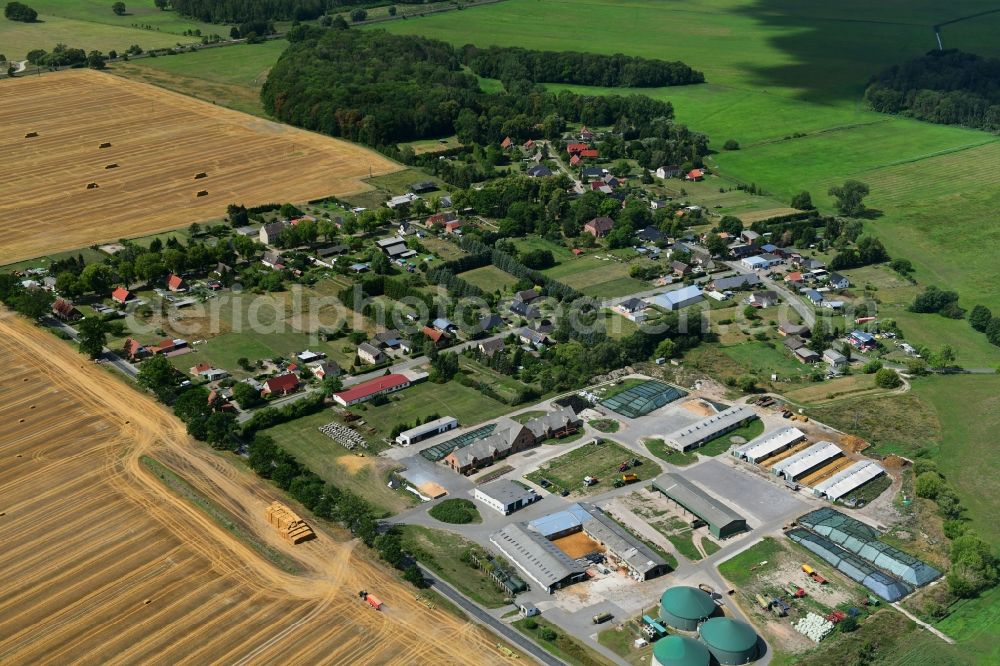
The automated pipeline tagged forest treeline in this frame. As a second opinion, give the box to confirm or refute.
[262,27,707,155]
[460,44,704,88]
[172,0,432,23]
[864,49,1000,131]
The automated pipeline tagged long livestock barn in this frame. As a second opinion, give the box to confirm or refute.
[652,473,748,539]
[770,441,842,481]
[811,460,885,500]
[731,427,806,464]
[664,405,757,452]
[489,523,588,593]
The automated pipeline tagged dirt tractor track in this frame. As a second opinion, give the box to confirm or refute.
[0,311,516,666]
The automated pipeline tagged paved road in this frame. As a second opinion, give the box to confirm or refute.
[418,565,567,666]
[43,316,138,378]
[722,261,816,327]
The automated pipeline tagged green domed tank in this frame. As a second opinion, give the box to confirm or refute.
[651,634,710,666]
[699,617,759,664]
[658,586,716,631]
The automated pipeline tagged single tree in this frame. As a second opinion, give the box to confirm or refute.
[111,1,126,15]
[350,8,367,21]
[77,317,107,358]
[5,1,38,22]
[722,139,740,150]
[153,0,168,8]
[874,367,902,389]
[969,305,992,332]
[828,180,870,217]
[790,191,814,210]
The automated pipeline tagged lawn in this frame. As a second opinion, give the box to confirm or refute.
[111,41,289,116]
[355,379,516,440]
[642,438,698,467]
[696,418,764,456]
[510,238,653,298]
[598,625,652,666]
[459,265,519,294]
[399,525,511,608]
[513,617,613,666]
[667,532,701,562]
[259,410,417,516]
[717,537,784,587]
[428,498,481,524]
[525,439,657,495]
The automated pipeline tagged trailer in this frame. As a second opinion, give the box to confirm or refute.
[359,590,384,610]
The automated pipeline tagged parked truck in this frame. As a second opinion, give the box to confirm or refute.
[592,611,613,624]
[613,473,639,488]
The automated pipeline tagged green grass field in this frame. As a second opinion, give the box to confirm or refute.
[259,410,417,515]
[2,1,219,60]
[356,379,516,439]
[642,438,698,467]
[400,525,511,608]
[513,617,612,666]
[458,265,519,294]
[525,439,657,495]
[110,41,288,115]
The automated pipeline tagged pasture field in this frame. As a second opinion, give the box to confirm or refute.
[0,0,215,60]
[386,0,1000,323]
[511,237,653,298]
[110,41,290,116]
[0,69,400,264]
[459,265,520,293]
[0,311,517,665]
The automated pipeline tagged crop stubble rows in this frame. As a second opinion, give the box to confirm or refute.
[0,311,514,666]
[0,69,401,263]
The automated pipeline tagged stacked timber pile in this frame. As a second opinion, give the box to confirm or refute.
[265,501,315,544]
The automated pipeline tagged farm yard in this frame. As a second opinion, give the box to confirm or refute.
[525,438,657,496]
[0,69,401,264]
[0,312,516,666]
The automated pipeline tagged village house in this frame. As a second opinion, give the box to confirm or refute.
[671,261,690,277]
[655,165,682,179]
[685,168,705,181]
[357,342,386,365]
[387,193,420,209]
[52,298,82,321]
[262,374,300,396]
[478,338,505,357]
[426,211,458,229]
[421,326,449,347]
[519,328,551,347]
[749,291,780,308]
[375,236,412,259]
[261,250,284,269]
[526,165,553,178]
[584,217,614,237]
[310,360,342,380]
[122,337,149,361]
[111,286,132,305]
[778,322,811,337]
[794,347,820,363]
[259,221,288,245]
[828,273,850,289]
[824,349,848,370]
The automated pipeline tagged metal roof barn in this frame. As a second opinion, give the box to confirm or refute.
[732,427,806,464]
[770,441,842,480]
[665,405,757,452]
[811,460,885,500]
[653,474,747,539]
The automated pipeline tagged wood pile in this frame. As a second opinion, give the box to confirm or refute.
[265,501,315,544]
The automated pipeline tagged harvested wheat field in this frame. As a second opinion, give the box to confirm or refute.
[0,69,401,263]
[0,311,515,666]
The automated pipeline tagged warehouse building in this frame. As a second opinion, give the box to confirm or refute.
[525,503,670,581]
[652,474,748,539]
[581,505,671,580]
[732,427,806,464]
[473,479,541,515]
[489,523,588,593]
[332,373,412,407]
[811,460,885,500]
[652,635,711,666]
[698,617,760,665]
[395,416,458,446]
[654,285,704,311]
[664,405,757,452]
[658,586,717,630]
[770,441,842,481]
